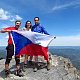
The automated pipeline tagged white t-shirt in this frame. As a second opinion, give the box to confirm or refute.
[18,28,31,32]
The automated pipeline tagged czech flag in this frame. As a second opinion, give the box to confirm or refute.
[11,30,54,60]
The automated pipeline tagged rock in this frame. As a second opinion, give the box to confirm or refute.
[0,77,4,80]
[49,54,58,67]
[0,52,80,80]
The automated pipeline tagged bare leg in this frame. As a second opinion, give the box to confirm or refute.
[15,56,24,77]
[34,56,38,63]
[29,55,33,61]
[5,64,10,77]
[5,64,9,70]
[24,55,28,64]
[16,64,20,70]
[33,56,38,72]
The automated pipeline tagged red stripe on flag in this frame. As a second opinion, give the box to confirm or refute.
[16,43,48,60]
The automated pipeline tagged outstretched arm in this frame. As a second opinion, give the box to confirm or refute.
[0,29,11,33]
[41,26,50,35]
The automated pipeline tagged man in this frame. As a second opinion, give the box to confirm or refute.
[32,17,51,72]
[0,20,24,77]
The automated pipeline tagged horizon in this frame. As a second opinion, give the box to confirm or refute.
[0,45,80,47]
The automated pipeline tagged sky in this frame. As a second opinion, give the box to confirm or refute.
[0,0,80,46]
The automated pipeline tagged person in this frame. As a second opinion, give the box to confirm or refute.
[32,17,51,72]
[0,20,24,77]
[23,20,33,70]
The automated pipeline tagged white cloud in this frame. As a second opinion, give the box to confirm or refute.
[0,8,10,20]
[15,15,22,20]
[0,8,22,21]
[50,35,80,46]
[52,0,80,11]
[10,15,22,22]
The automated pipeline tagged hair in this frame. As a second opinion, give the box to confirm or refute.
[25,20,32,28]
[34,17,39,20]
[15,20,21,24]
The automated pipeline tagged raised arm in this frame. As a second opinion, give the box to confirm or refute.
[0,29,11,33]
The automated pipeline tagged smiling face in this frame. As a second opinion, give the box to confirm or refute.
[15,20,21,29]
[26,21,31,28]
[25,21,32,29]
[34,17,39,25]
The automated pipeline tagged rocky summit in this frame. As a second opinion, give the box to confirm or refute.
[0,53,80,80]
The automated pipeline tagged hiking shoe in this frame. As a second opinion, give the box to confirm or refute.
[24,63,27,68]
[33,67,38,72]
[16,69,24,77]
[5,70,10,77]
[33,62,38,72]
[23,64,27,72]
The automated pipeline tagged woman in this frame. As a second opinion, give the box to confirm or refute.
[23,20,33,69]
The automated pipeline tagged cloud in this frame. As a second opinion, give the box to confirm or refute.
[15,15,22,20]
[52,0,80,12]
[10,15,22,22]
[0,8,10,20]
[0,8,22,21]
[50,35,80,46]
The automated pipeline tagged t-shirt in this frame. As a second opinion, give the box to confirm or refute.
[3,26,18,44]
[21,28,31,31]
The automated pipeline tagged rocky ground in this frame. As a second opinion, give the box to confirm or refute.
[0,53,80,80]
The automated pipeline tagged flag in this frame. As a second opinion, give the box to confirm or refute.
[11,30,54,60]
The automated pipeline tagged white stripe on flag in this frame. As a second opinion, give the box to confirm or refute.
[12,30,54,47]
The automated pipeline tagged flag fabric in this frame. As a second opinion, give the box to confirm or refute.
[11,30,54,60]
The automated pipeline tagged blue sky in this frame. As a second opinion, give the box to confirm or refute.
[0,0,80,46]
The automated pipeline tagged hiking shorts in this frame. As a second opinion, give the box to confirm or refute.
[5,44,20,65]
